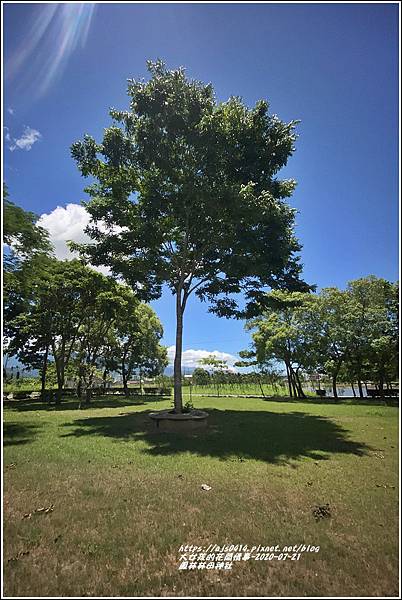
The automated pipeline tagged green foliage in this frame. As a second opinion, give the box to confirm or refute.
[198,355,228,372]
[71,61,307,310]
[191,368,211,386]
[3,186,53,330]
[71,60,309,410]
[3,184,52,260]
[245,276,399,397]
[182,399,194,413]
[6,255,167,403]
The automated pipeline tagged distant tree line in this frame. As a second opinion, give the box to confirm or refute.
[241,282,398,399]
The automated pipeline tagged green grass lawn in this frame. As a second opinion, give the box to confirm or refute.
[3,395,399,597]
[185,382,291,397]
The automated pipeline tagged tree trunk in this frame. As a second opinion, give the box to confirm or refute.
[285,363,293,398]
[102,368,108,394]
[77,359,85,401]
[55,382,63,405]
[292,379,298,398]
[139,368,144,396]
[55,362,64,405]
[122,361,129,396]
[173,289,184,413]
[357,379,364,398]
[85,368,94,405]
[40,343,49,400]
[257,373,266,398]
[295,368,306,399]
[378,371,385,399]
[332,372,338,399]
[289,366,298,398]
[351,381,356,397]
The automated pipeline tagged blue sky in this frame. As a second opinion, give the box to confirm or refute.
[3,2,399,368]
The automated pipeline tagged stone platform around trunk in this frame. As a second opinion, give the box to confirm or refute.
[149,409,209,432]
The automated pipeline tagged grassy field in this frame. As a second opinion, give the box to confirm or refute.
[3,395,399,597]
[184,383,291,397]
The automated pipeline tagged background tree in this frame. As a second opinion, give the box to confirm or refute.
[234,349,277,397]
[73,279,136,405]
[7,260,114,403]
[71,60,309,413]
[246,291,316,399]
[303,287,353,399]
[3,185,53,334]
[198,355,229,396]
[3,184,52,264]
[114,302,167,396]
[345,276,398,397]
[243,278,398,399]
[191,367,211,386]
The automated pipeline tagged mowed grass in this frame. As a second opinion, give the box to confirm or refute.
[185,383,291,397]
[3,395,399,597]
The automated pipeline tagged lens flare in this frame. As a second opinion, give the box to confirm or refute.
[6,4,96,98]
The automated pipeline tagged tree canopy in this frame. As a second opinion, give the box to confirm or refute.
[71,60,309,411]
[6,258,167,403]
[244,276,398,398]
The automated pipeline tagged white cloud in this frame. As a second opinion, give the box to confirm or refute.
[7,107,14,115]
[37,203,110,275]
[38,204,90,260]
[166,346,238,370]
[8,126,42,151]
[3,127,11,142]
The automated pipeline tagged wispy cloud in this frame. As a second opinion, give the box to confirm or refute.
[5,4,96,99]
[7,107,14,115]
[3,126,11,142]
[8,126,42,151]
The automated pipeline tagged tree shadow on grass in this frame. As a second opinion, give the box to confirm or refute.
[3,395,166,413]
[61,408,371,465]
[3,422,42,446]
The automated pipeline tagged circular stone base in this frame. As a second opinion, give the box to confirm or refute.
[149,409,209,433]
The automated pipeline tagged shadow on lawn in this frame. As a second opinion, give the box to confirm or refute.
[61,408,371,464]
[3,422,42,446]
[3,396,166,413]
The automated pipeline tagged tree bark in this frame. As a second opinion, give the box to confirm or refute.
[257,373,266,398]
[332,361,342,400]
[55,378,63,405]
[122,360,128,396]
[378,371,385,399]
[285,362,293,398]
[295,368,306,399]
[289,366,298,398]
[40,343,49,400]
[173,288,184,413]
[357,379,364,398]
[55,360,64,405]
[332,373,338,399]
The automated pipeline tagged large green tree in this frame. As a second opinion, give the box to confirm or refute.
[71,60,308,412]
[7,259,115,402]
[345,276,398,397]
[302,287,354,399]
[113,302,168,396]
[245,290,316,398]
